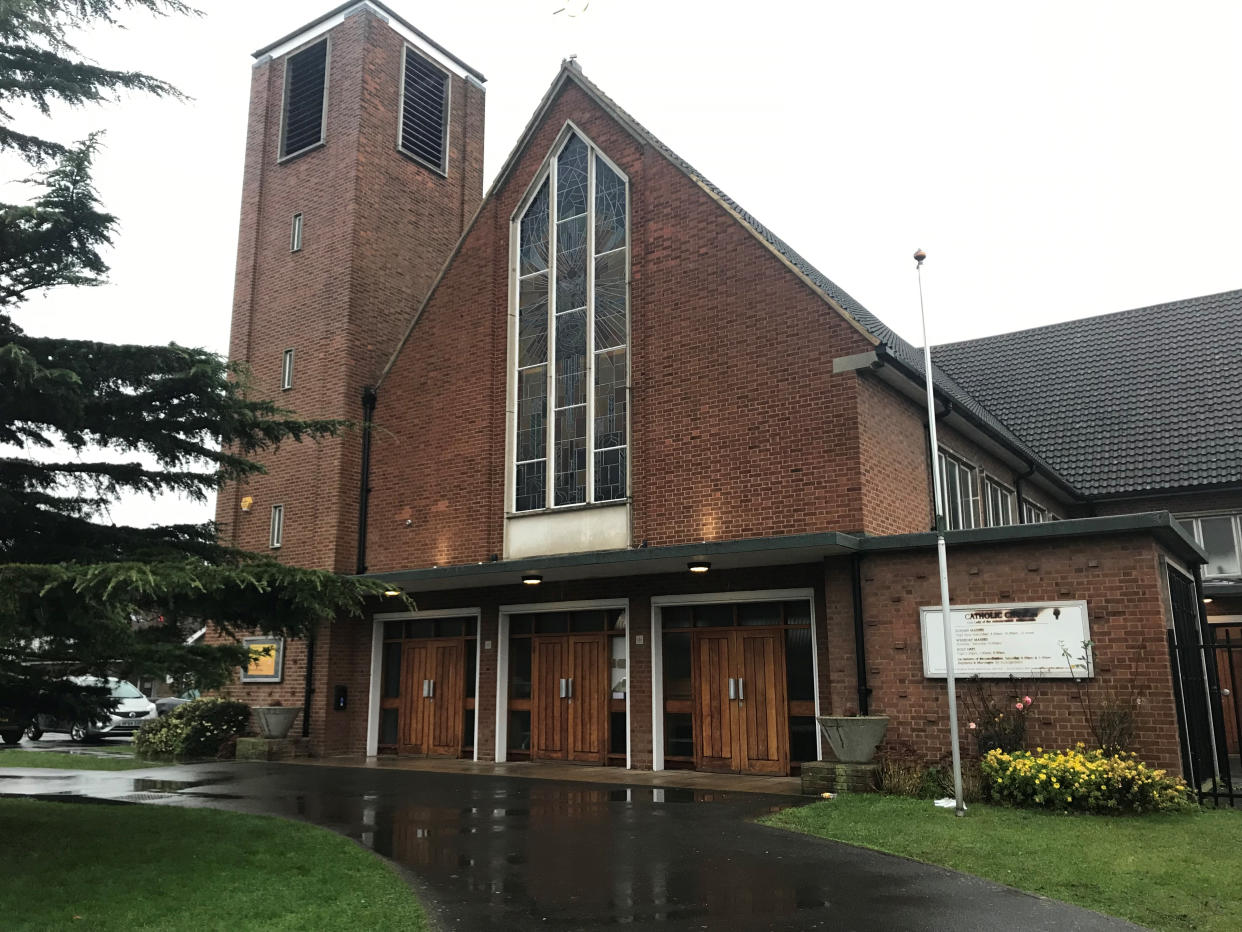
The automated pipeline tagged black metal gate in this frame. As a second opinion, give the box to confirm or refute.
[1166,567,1239,806]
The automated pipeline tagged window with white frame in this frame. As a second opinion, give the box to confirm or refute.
[513,130,628,511]
[1022,501,1048,524]
[1178,513,1242,577]
[280,39,328,159]
[269,504,284,549]
[290,213,303,252]
[281,349,294,391]
[984,477,1015,527]
[937,449,979,530]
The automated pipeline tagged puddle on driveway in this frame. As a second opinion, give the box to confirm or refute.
[339,780,831,929]
[131,776,229,794]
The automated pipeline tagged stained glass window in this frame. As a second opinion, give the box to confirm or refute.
[513,131,629,511]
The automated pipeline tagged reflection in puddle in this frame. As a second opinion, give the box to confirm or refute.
[352,782,824,927]
[131,776,229,794]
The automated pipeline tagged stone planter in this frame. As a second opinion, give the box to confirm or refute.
[253,706,298,739]
[816,715,890,764]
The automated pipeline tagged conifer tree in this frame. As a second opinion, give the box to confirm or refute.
[0,2,394,735]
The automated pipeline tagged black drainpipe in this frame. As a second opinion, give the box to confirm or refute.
[850,554,871,715]
[301,633,315,738]
[356,386,378,575]
[1014,460,1037,523]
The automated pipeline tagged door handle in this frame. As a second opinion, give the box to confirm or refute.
[428,679,435,699]
[567,677,574,699]
[422,679,430,698]
[559,677,567,699]
[728,677,736,700]
[738,677,745,701]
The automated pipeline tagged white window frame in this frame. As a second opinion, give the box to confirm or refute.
[278,37,330,162]
[649,589,821,772]
[983,477,1015,527]
[269,504,284,549]
[508,122,631,514]
[494,598,630,768]
[290,212,303,252]
[396,44,451,176]
[1177,512,1242,578]
[1022,500,1048,524]
[936,448,979,530]
[366,608,483,759]
[281,348,294,391]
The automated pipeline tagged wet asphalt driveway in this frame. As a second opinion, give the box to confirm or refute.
[1,759,1141,931]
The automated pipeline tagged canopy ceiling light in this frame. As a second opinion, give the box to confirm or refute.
[687,561,711,573]
[522,573,543,586]
[383,588,401,597]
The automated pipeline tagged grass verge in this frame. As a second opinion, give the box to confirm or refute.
[762,794,1240,932]
[0,749,169,770]
[0,798,427,931]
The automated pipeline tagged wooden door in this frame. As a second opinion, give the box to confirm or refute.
[567,635,607,764]
[427,641,465,757]
[400,642,431,754]
[737,630,789,775]
[532,637,568,760]
[693,631,739,773]
[400,639,464,757]
[691,630,789,775]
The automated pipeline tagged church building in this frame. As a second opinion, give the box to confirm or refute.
[214,2,1239,788]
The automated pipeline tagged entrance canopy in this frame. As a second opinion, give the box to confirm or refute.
[364,513,1203,593]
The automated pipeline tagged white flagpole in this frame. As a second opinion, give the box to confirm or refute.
[915,248,966,816]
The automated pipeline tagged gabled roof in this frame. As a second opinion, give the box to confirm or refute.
[934,290,1242,497]
[376,61,1077,496]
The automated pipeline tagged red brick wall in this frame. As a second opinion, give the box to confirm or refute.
[215,7,484,574]
[851,534,1183,772]
[365,76,878,574]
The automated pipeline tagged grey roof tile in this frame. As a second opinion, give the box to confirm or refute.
[933,290,1242,496]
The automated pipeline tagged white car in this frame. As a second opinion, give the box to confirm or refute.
[30,677,158,741]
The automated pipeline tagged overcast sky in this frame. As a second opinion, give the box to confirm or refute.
[7,0,1240,527]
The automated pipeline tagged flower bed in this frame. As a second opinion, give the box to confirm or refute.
[981,744,1192,813]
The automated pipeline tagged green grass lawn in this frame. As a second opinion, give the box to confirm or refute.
[0,749,168,770]
[0,799,427,931]
[763,795,1240,932]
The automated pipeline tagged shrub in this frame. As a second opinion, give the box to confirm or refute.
[981,744,1194,813]
[962,676,1034,754]
[134,697,250,760]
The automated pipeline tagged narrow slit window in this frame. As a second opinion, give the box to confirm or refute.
[937,449,979,530]
[290,213,303,252]
[281,349,294,391]
[269,504,284,549]
[281,39,328,159]
[399,47,449,173]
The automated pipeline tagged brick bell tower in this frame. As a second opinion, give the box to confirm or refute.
[217,2,486,573]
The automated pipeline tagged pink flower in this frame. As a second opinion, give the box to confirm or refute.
[968,721,977,730]
[1023,696,1033,706]
[1016,702,1025,711]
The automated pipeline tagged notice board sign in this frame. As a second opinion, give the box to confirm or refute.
[920,601,1092,679]
[241,636,285,683]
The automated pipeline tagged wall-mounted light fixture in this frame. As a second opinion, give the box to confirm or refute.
[1203,597,1214,604]
[240,495,254,512]
[522,573,543,586]
[687,560,711,574]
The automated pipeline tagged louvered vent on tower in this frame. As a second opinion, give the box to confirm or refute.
[400,47,449,173]
[281,38,328,158]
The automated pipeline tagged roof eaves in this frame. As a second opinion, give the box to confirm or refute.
[252,0,487,81]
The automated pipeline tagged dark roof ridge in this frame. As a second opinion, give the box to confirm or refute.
[935,287,1242,352]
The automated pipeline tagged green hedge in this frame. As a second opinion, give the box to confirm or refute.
[134,697,250,760]
[981,745,1193,813]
